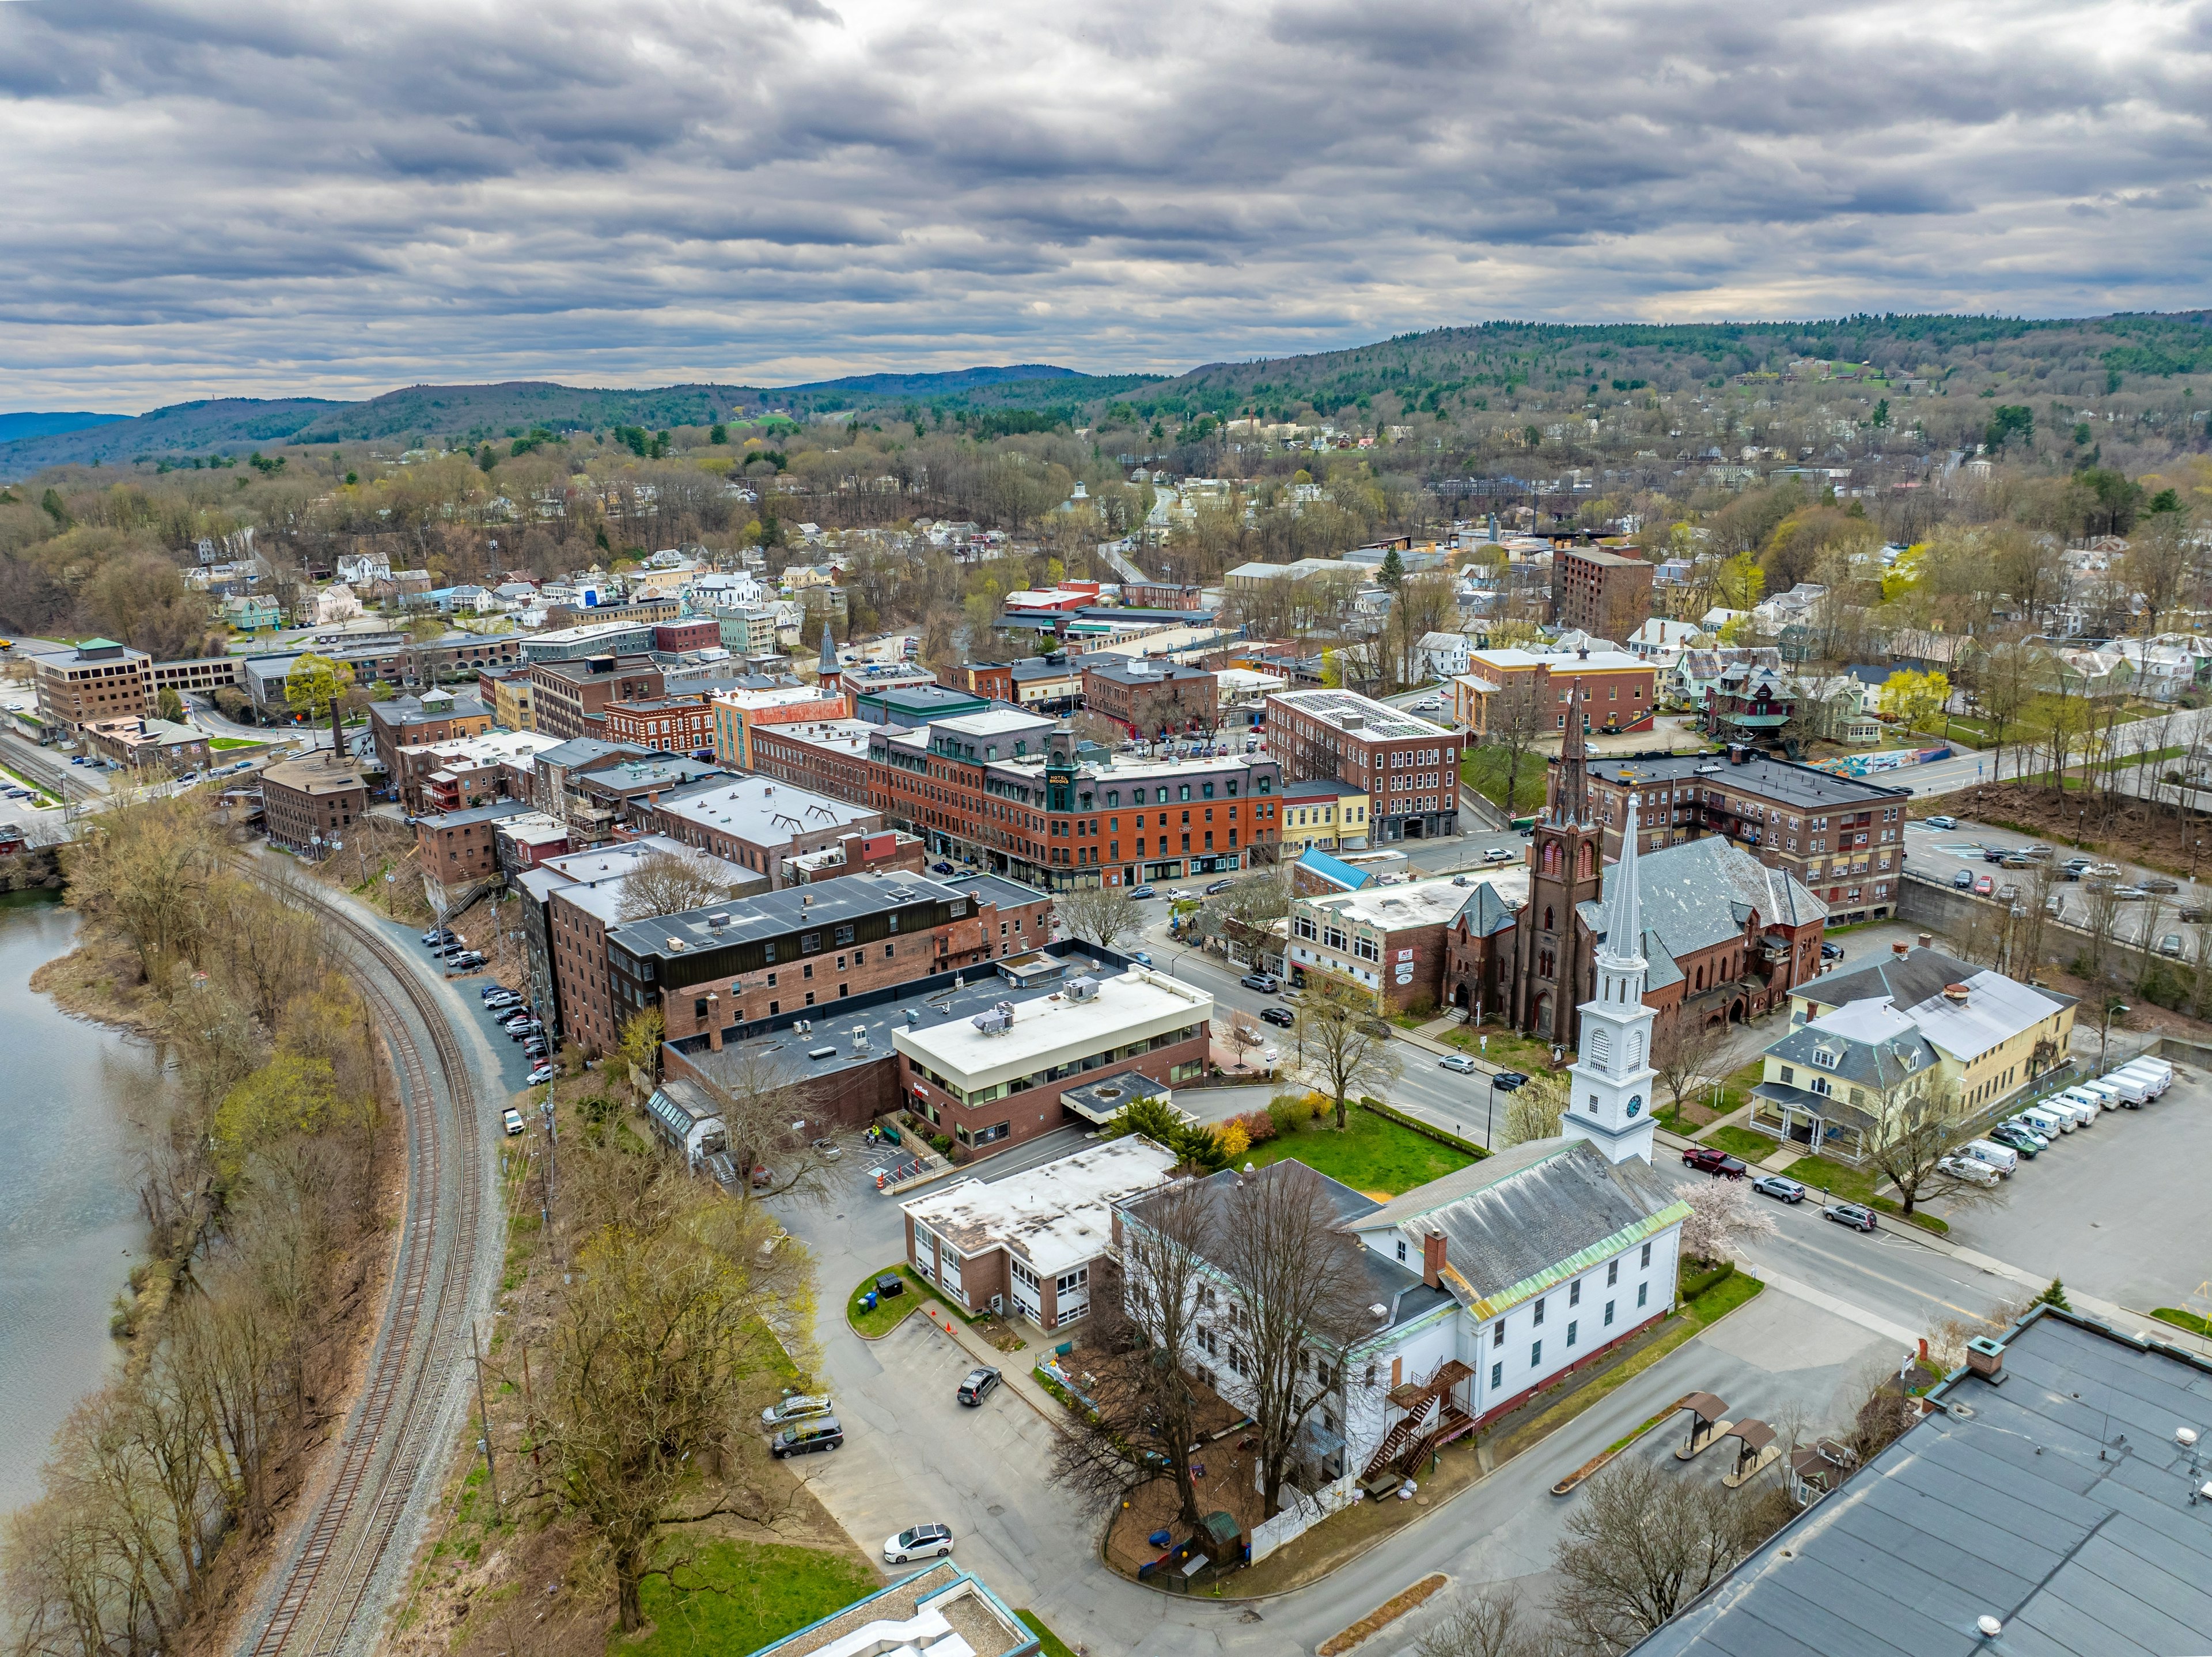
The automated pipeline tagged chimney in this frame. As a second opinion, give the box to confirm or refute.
[1422,1229,1446,1289]
[1892,941,1910,959]
[1917,932,1933,948]
[1944,983,1971,1005]
[706,993,722,1051]
[1963,1336,2006,1382]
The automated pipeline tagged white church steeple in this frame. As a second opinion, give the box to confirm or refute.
[1563,797,1658,1164]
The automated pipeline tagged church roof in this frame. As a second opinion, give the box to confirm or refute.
[1343,1139,1688,1321]
[1577,835,1825,973]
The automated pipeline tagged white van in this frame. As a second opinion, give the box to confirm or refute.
[2097,1068,2152,1107]
[2016,1104,2074,1137]
[2109,1058,2171,1100]
[2062,1084,2116,1119]
[1960,1139,2019,1176]
[1940,1154,2002,1187]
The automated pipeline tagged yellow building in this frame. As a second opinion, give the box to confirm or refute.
[493,674,535,732]
[1749,945,2077,1161]
[1282,779,1368,853]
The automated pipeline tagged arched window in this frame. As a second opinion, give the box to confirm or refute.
[1578,842,1594,878]
[1589,1027,1611,1066]
[1543,906,1554,931]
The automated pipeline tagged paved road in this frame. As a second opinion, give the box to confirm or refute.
[1900,712,2186,799]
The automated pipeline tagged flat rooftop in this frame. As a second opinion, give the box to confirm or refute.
[605,867,1024,960]
[650,775,874,842]
[901,1136,1177,1276]
[1584,750,1911,808]
[1268,688,1453,742]
[895,967,1213,1087]
[1301,877,1477,930]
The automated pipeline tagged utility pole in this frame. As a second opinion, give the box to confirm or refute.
[469,1320,502,1522]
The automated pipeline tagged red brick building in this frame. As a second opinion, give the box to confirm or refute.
[601,695,714,755]
[749,717,876,805]
[1552,546,1653,639]
[652,618,721,653]
[415,799,532,894]
[1265,688,1459,843]
[528,655,667,741]
[1081,657,1218,738]
[260,754,369,858]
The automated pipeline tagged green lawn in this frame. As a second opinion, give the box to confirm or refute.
[625,1539,877,1657]
[2153,1307,2212,1337]
[1461,745,1548,815]
[1780,1153,1949,1234]
[207,736,260,750]
[845,1263,983,1337]
[1018,1611,1080,1657]
[1703,1125,1779,1160]
[1436,1022,1558,1072]
[1245,1107,1475,1196]
[1680,1270,1763,1327]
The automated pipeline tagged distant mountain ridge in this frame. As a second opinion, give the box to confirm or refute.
[0,411,132,444]
[0,366,1113,477]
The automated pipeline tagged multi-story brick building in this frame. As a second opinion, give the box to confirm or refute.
[1287,877,1472,1012]
[1577,749,1910,927]
[368,690,492,788]
[602,869,1055,1043]
[867,712,1282,891]
[708,684,850,769]
[748,717,876,804]
[1080,657,1218,738]
[260,753,369,857]
[601,695,714,756]
[652,618,721,653]
[415,798,533,901]
[391,730,562,816]
[633,775,885,887]
[528,654,667,741]
[31,638,151,739]
[1552,546,1653,639]
[1264,688,1458,843]
[149,656,241,699]
[1452,646,1657,740]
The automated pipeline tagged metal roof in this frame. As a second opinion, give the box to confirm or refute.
[1631,1307,2212,1656]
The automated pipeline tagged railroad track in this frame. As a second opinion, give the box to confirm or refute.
[238,880,494,1657]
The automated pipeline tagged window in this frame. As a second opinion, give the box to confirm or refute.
[1530,1340,1542,1368]
[1532,1297,1545,1327]
[1491,1361,1502,1390]
[1569,1279,1581,1307]
[1492,1321,1505,1348]
[1395,1239,1406,1262]
[1607,1259,1618,1287]
[1640,1242,1652,1269]
[1638,1283,1649,1308]
[1604,1299,1615,1326]
[1566,1319,1578,1348]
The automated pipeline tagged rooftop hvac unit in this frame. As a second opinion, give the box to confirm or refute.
[851,1027,871,1051]
[808,1045,837,1061]
[1066,975,1100,1002]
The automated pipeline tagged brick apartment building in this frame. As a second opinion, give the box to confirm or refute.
[260,754,369,857]
[601,695,714,755]
[1577,750,1910,926]
[32,638,151,739]
[602,870,1055,1043]
[1080,657,1218,737]
[652,618,721,653]
[1287,877,1471,1012]
[528,655,668,742]
[749,717,876,804]
[868,711,1282,891]
[415,798,532,896]
[634,775,885,887]
[1264,688,1459,843]
[1552,546,1653,638]
[709,685,850,769]
[1451,646,1658,740]
[368,690,492,785]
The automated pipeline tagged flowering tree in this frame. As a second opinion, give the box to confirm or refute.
[1674,1176,1778,1264]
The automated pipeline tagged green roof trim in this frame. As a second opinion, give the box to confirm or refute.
[1453,1198,1692,1322]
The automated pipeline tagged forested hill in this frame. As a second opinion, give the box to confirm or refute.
[1129,312,2212,420]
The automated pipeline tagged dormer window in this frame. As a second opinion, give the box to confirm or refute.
[1812,1047,1838,1069]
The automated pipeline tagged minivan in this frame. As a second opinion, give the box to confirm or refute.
[760,1393,835,1429]
[2014,1105,2073,1137]
[1960,1139,2018,1177]
[771,1416,844,1458]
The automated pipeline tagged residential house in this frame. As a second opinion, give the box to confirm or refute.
[1416,631,1474,682]
[1700,655,1798,747]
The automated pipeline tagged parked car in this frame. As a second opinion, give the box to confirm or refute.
[2000,854,2032,870]
[1925,815,1957,831]
[882,1523,954,1564]
[956,1367,1001,1406]
[501,1107,525,1136]
[1482,845,1516,863]
[1972,875,1995,896]
[1241,972,1282,993]
[2113,886,2150,902]
[1205,878,1235,895]
[1260,1006,1295,1028]
[449,950,486,969]
[2143,875,2180,894]
[1166,887,1191,901]
[761,1393,835,1429]
[2024,845,2055,861]
[1128,886,1157,900]
[1938,1154,2001,1187]
[1751,1174,1806,1204]
[1820,941,1845,960]
[1438,1054,1479,1074]
[525,1064,556,1085]
[1953,869,1975,889]
[2182,906,2210,924]
[931,861,956,875]
[1823,1202,1878,1232]
[1982,846,2008,864]
[2160,933,2185,958]
[423,928,454,947]
[2062,856,2096,875]
[770,1417,844,1458]
[1681,1147,1748,1179]
[1988,1122,2044,1156]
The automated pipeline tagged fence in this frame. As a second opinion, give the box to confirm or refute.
[1247,1472,1361,1563]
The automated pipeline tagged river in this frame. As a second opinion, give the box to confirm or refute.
[0,895,160,1516]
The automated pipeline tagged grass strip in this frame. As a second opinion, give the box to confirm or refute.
[2153,1307,2212,1337]
[1016,1611,1078,1657]
[1318,1572,1448,1656]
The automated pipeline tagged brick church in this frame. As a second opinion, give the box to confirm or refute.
[1448,687,1828,1049]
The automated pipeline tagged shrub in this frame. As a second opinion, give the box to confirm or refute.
[1215,1121,1251,1159]
[1266,1096,1302,1138]
[1235,1108,1277,1144]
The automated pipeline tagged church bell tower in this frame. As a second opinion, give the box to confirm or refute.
[1511,682,1605,1045]
[1562,797,1658,1164]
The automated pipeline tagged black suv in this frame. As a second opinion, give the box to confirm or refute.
[771,1416,844,1458]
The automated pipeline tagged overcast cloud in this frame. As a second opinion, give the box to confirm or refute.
[1,0,2208,408]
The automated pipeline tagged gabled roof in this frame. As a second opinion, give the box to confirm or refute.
[1766,1001,1939,1092]
[1579,835,1824,967]
[1346,1139,1688,1319]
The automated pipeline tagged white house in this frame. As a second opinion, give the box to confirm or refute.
[1416,630,1474,682]
[1120,815,1684,1489]
[313,583,363,625]
[336,551,391,587]
[1626,618,1700,660]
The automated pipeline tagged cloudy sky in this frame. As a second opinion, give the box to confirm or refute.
[2,0,2209,409]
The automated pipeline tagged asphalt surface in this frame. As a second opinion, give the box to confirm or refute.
[1902,815,2212,947]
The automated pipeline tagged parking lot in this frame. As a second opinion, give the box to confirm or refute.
[1941,1061,2210,1315]
[1904,816,2212,948]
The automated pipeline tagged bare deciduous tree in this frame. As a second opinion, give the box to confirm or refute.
[1551,1456,1759,1651]
[1291,973,1402,1128]
[1056,883,1143,952]
[1650,1015,1728,1118]
[1863,1091,2012,1219]
[696,1043,842,1204]
[615,847,751,922]
[1416,1584,1554,1657]
[1215,1162,1373,1514]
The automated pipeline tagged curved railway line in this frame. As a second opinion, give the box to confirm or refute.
[237,880,497,1657]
